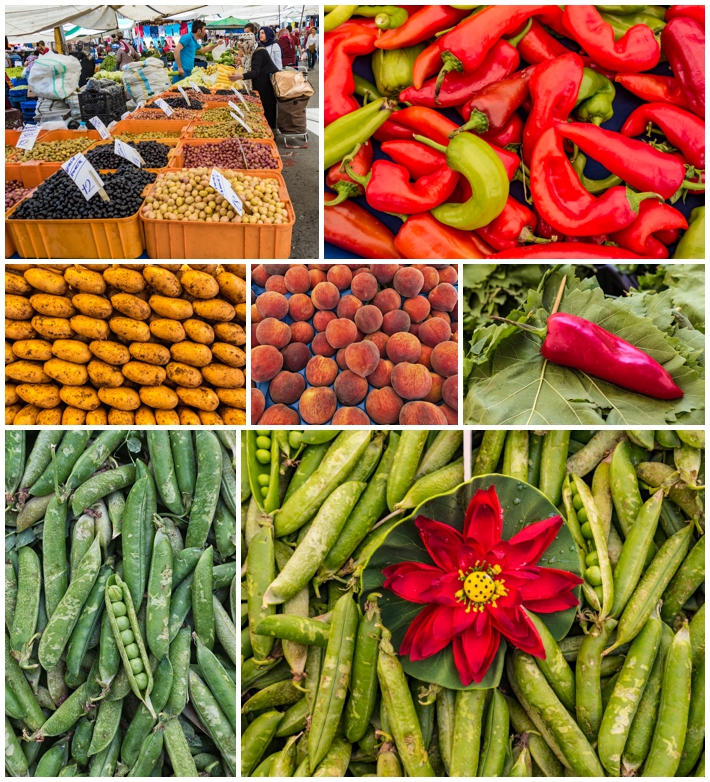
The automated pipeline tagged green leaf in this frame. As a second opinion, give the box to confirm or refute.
[361,475,581,690]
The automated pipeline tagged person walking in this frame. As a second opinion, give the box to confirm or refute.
[306,27,318,70]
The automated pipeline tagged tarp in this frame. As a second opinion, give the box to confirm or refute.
[206,16,251,27]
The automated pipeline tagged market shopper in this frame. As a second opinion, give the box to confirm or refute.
[278,27,298,67]
[306,26,317,70]
[69,41,96,86]
[115,40,140,70]
[232,32,278,129]
[174,19,219,78]
[257,26,282,71]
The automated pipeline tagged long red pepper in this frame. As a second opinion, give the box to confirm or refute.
[562,5,660,73]
[536,6,568,37]
[324,192,402,259]
[666,5,705,28]
[609,200,688,259]
[517,19,570,63]
[661,18,705,118]
[480,114,524,148]
[394,212,493,259]
[557,122,692,200]
[380,140,446,179]
[400,40,519,108]
[376,5,470,49]
[621,103,705,170]
[522,52,584,164]
[530,127,660,236]
[457,67,535,134]
[489,244,647,259]
[325,142,374,206]
[615,73,690,109]
[324,20,379,127]
[474,196,548,251]
[373,117,418,143]
[412,40,443,90]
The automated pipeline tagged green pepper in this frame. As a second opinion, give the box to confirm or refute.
[596,5,647,13]
[353,74,382,105]
[571,152,623,194]
[324,98,397,169]
[323,5,359,32]
[673,206,705,259]
[414,132,509,231]
[599,11,666,39]
[576,69,616,126]
[353,5,409,29]
[372,43,427,97]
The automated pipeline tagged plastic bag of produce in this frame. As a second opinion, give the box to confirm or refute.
[122,57,170,103]
[28,52,81,100]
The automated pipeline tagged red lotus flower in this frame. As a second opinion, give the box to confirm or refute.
[383,485,583,685]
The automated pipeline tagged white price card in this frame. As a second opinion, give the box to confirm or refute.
[62,153,108,202]
[89,116,111,140]
[114,139,143,168]
[231,113,252,134]
[189,81,201,93]
[15,124,41,151]
[231,86,240,94]
[228,100,244,118]
[234,89,249,108]
[136,101,146,109]
[154,98,174,117]
[177,85,191,106]
[209,168,243,216]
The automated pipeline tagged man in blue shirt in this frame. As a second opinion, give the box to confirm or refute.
[174,19,218,78]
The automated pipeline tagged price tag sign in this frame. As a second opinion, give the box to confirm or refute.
[62,153,108,202]
[177,85,191,106]
[114,139,143,168]
[234,89,249,108]
[210,168,243,216]
[136,101,146,109]
[154,98,174,117]
[231,113,253,134]
[89,116,111,140]
[228,100,244,118]
[189,81,202,93]
[15,125,41,151]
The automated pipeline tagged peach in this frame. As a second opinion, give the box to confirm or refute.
[269,371,306,405]
[259,404,300,425]
[334,370,368,405]
[402,295,431,323]
[368,358,393,389]
[393,266,424,298]
[366,387,403,425]
[251,323,259,346]
[256,318,291,349]
[263,264,290,275]
[310,264,332,272]
[309,269,327,289]
[442,375,458,411]
[387,332,421,364]
[391,362,433,400]
[430,341,458,377]
[370,264,400,284]
[299,387,337,424]
[439,265,458,284]
[409,323,420,338]
[252,264,269,287]
[350,272,378,301]
[289,293,315,322]
[419,318,452,347]
[332,407,370,425]
[312,332,337,358]
[290,321,315,345]
[429,282,457,312]
[312,281,340,310]
[305,356,338,387]
[365,331,389,355]
[251,302,264,324]
[412,264,440,293]
[399,401,448,425]
[313,310,336,332]
[251,345,283,382]
[451,302,459,332]
[325,318,358,349]
[256,291,289,320]
[265,275,287,294]
[439,403,458,425]
[336,294,363,321]
[373,288,402,315]
[344,340,380,378]
[354,305,384,334]
[382,309,411,336]
[284,266,311,294]
[417,344,433,370]
[327,265,353,291]
[430,310,451,325]
[424,373,444,404]
[281,342,311,372]
[251,387,265,423]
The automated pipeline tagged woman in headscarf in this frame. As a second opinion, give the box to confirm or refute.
[277,27,297,68]
[231,32,279,129]
[257,26,282,71]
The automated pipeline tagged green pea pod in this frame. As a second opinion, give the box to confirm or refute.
[436,688,455,774]
[472,430,506,475]
[5,430,25,501]
[386,430,428,512]
[5,561,17,633]
[127,723,164,777]
[660,534,705,622]
[674,441,702,487]
[689,603,704,672]
[449,688,486,776]
[395,457,464,511]
[147,432,184,516]
[478,688,509,776]
[255,615,330,648]
[283,442,330,503]
[186,431,222,547]
[5,682,26,720]
[654,429,681,448]
[195,633,236,730]
[87,721,121,777]
[189,670,236,775]
[576,617,618,744]
[565,430,626,477]
[247,524,276,660]
[240,432,251,503]
[20,431,64,491]
[71,464,136,517]
[29,431,92,497]
[591,459,613,540]
[275,697,309,738]
[414,431,463,481]
[87,698,122,757]
[676,658,705,776]
[503,430,529,482]
[10,545,41,666]
[65,431,127,496]
[121,471,153,613]
[104,574,154,717]
[213,593,237,666]
[15,493,53,533]
[313,736,352,776]
[636,461,704,523]
[71,716,94,767]
[247,430,280,514]
[676,429,704,448]
[219,444,237,517]
[6,635,46,731]
[34,682,89,739]
[626,430,655,450]
[171,546,202,588]
[410,678,435,751]
[5,715,29,777]
[66,563,113,677]
[163,715,199,777]
[44,496,69,620]
[304,645,323,715]
[271,733,299,777]
[348,433,385,484]
[526,432,544,487]
[525,611,575,711]
[536,430,569,505]
[145,525,173,660]
[242,679,302,713]
[170,430,196,504]
[504,695,564,777]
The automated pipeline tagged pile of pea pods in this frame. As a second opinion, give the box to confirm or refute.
[241,428,704,777]
[6,429,237,777]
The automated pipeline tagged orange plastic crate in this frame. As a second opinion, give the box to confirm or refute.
[5,225,16,258]
[7,129,103,185]
[89,138,180,173]
[110,118,193,137]
[140,170,294,259]
[169,137,282,172]
[186,121,274,140]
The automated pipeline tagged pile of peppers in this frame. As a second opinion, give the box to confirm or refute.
[323,4,705,260]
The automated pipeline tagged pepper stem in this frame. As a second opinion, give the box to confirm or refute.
[450,109,489,137]
[343,160,371,188]
[323,181,363,206]
[490,316,547,339]
[518,226,552,245]
[626,188,664,213]
[434,50,463,102]
[504,17,533,48]
[413,133,448,154]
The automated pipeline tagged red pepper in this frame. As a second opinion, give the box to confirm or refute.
[480,114,524,148]
[376,5,470,49]
[489,244,648,259]
[380,140,446,179]
[324,20,379,127]
[562,5,660,73]
[564,234,608,245]
[394,211,493,259]
[615,73,690,109]
[325,143,374,206]
[621,103,705,170]
[609,200,688,259]
[667,151,705,194]
[534,207,561,241]
[661,18,705,118]
[474,195,548,251]
[373,117,418,143]
[389,106,459,146]
[517,19,571,63]
[557,122,693,201]
[530,127,660,236]
[324,191,403,259]
[666,5,705,28]
[499,312,684,399]
[457,67,535,134]
[522,52,584,165]
[655,229,682,245]
[535,6,568,37]
[579,56,617,82]
[346,159,459,215]
[412,40,443,90]
[400,40,519,108]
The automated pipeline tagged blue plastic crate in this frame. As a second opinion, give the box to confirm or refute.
[12,77,28,86]
[9,95,25,109]
[20,100,37,112]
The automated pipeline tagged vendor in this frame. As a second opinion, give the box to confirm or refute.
[69,41,96,87]
[174,20,218,78]
[232,32,278,129]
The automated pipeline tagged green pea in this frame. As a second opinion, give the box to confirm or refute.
[135,672,148,690]
[289,431,302,448]
[256,429,270,436]
[260,486,269,498]
[585,551,599,567]
[107,586,122,601]
[581,522,594,540]
[116,615,130,632]
[594,585,604,602]
[112,601,127,617]
[257,473,270,487]
[256,436,272,450]
[573,494,584,511]
[577,507,588,524]
[125,643,140,659]
[121,629,135,645]
[256,449,271,464]
[585,566,602,587]
[130,658,144,674]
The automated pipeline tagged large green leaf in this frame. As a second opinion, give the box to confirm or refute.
[361,475,581,691]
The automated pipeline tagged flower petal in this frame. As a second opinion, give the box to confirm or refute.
[506,515,564,568]
[415,516,465,573]
[454,614,500,684]
[420,572,463,606]
[518,567,583,605]
[463,486,503,553]
[401,604,452,661]
[383,561,444,604]
[523,593,580,613]
[488,605,544,658]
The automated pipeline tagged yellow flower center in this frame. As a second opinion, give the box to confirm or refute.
[464,571,495,603]
[454,562,508,613]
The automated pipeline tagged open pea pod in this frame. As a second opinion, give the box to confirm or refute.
[104,573,154,717]
[245,431,280,514]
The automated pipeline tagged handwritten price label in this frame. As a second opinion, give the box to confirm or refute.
[62,153,107,201]
[15,125,41,151]
[189,81,202,93]
[177,85,191,106]
[89,116,111,140]
[234,90,249,108]
[154,98,174,117]
[209,168,243,216]
[228,100,244,118]
[114,139,143,168]
[231,113,252,134]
